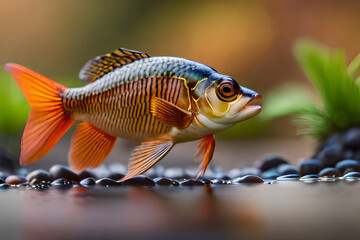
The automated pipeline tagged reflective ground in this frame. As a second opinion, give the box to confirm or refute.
[1,181,360,240]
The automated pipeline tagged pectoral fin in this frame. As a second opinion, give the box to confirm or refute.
[119,138,175,182]
[195,135,215,180]
[150,97,193,129]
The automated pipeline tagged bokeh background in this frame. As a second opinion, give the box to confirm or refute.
[1,0,360,170]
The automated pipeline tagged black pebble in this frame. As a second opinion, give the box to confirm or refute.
[278,164,298,175]
[261,167,279,180]
[153,177,177,186]
[107,173,125,181]
[26,169,51,182]
[318,167,342,177]
[335,160,360,174]
[317,145,343,168]
[78,169,97,181]
[180,179,204,186]
[49,165,79,182]
[232,175,264,184]
[0,183,11,189]
[51,178,72,186]
[342,172,360,179]
[122,175,155,186]
[299,174,319,182]
[276,174,300,181]
[211,179,227,185]
[80,177,96,186]
[29,178,51,188]
[299,159,322,175]
[96,178,120,187]
[344,128,360,149]
[259,156,288,172]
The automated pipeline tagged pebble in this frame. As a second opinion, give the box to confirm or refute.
[278,164,298,175]
[299,174,319,182]
[261,167,279,180]
[213,172,231,180]
[96,178,119,187]
[26,169,51,182]
[343,128,360,149]
[80,177,96,186]
[0,183,11,189]
[335,160,360,174]
[232,175,264,184]
[317,145,343,168]
[342,172,360,180]
[259,156,288,172]
[276,174,300,181]
[107,173,125,181]
[319,168,342,177]
[5,175,27,185]
[201,179,212,186]
[78,169,97,180]
[180,179,205,186]
[211,179,228,185]
[122,175,155,186]
[299,159,322,175]
[29,178,51,188]
[49,165,79,182]
[51,178,72,186]
[153,177,177,186]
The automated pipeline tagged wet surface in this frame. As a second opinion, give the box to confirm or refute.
[1,181,360,240]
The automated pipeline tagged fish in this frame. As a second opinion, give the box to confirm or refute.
[5,48,262,181]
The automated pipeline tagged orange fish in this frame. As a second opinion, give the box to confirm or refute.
[5,48,262,181]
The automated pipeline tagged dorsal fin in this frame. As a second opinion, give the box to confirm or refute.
[79,48,151,84]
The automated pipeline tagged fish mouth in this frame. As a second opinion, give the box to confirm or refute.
[240,94,262,112]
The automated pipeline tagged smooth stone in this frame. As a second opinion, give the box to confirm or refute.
[122,175,155,186]
[49,165,79,182]
[211,179,227,185]
[26,169,51,182]
[344,128,360,149]
[213,172,231,180]
[318,176,338,182]
[319,167,342,177]
[0,148,16,172]
[201,179,212,186]
[261,167,279,180]
[299,159,322,175]
[51,178,72,186]
[232,175,264,184]
[107,173,125,181]
[278,164,298,175]
[276,174,300,181]
[80,177,96,186]
[0,183,11,189]
[335,160,360,174]
[5,175,27,185]
[317,145,343,168]
[299,174,319,182]
[96,178,119,187]
[78,169,97,180]
[342,172,360,180]
[259,156,288,172]
[318,132,343,151]
[29,178,51,188]
[180,179,205,186]
[153,177,177,186]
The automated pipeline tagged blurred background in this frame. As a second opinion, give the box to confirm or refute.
[1,0,360,170]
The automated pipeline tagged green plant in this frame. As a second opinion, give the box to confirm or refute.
[262,39,360,139]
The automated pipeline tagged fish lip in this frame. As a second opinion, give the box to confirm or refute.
[240,94,262,111]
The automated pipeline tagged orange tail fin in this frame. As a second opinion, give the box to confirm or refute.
[4,63,74,165]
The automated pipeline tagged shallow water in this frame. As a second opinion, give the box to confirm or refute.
[1,181,360,240]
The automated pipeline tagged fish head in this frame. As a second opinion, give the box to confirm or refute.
[192,73,262,125]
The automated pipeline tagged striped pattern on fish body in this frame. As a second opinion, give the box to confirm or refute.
[5,48,262,182]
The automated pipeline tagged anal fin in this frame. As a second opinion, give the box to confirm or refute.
[69,122,116,172]
[150,97,193,129]
[119,138,174,182]
[195,135,215,180]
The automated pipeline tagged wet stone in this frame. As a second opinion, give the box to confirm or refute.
[211,179,227,185]
[259,156,288,172]
[299,159,322,175]
[5,175,27,185]
[51,178,72,186]
[78,169,97,181]
[278,164,298,175]
[335,160,360,174]
[180,179,205,186]
[80,177,96,186]
[107,173,125,181]
[122,175,155,186]
[342,172,360,180]
[29,178,51,188]
[299,174,319,182]
[0,183,11,189]
[26,169,51,182]
[50,165,79,182]
[201,179,212,186]
[96,178,119,187]
[344,128,360,149]
[317,145,343,168]
[261,167,279,180]
[276,174,300,181]
[154,177,177,186]
[319,167,342,177]
[232,175,264,184]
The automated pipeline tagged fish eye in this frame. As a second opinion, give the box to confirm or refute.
[216,79,241,102]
